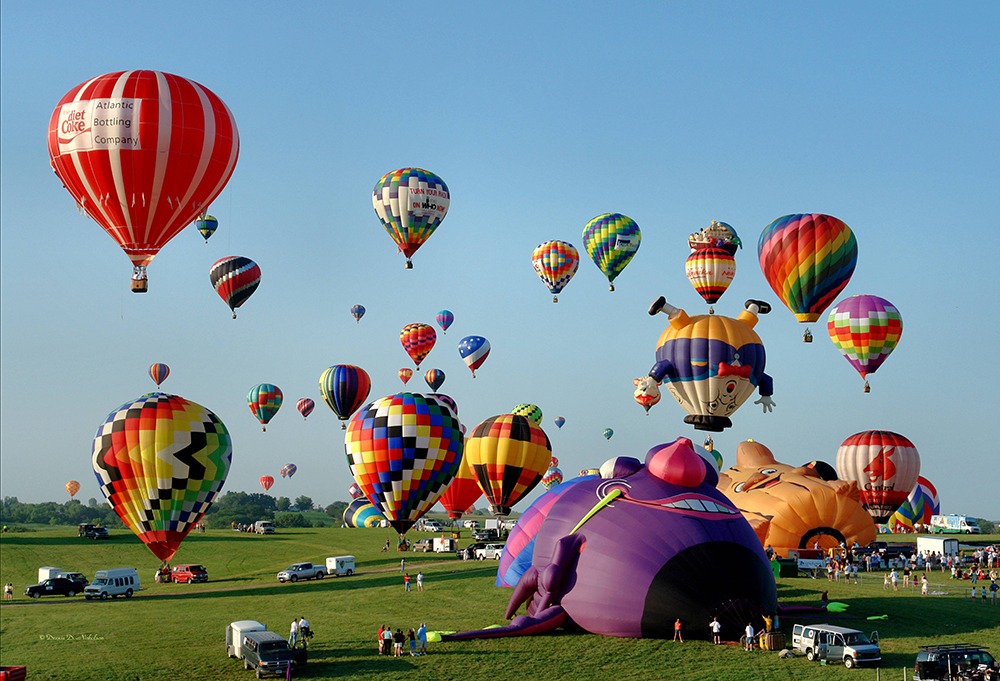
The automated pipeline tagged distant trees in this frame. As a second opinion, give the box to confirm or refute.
[1,497,121,528]
[293,496,314,512]
[205,492,276,529]
[274,512,311,528]
[275,497,291,512]
[324,501,347,522]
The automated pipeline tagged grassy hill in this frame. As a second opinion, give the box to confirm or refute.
[1,526,997,680]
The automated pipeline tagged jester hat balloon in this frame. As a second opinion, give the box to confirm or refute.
[345,393,464,534]
[210,256,261,318]
[532,240,579,302]
[827,294,903,392]
[436,310,454,334]
[400,323,436,369]
[465,414,552,516]
[581,213,641,291]
[247,383,282,431]
[91,392,232,562]
[350,304,366,323]
[319,365,372,428]
[296,398,315,419]
[149,363,170,388]
[757,213,858,326]
[458,335,490,377]
[48,71,239,291]
[195,215,219,243]
[836,430,920,523]
[439,456,483,520]
[372,168,450,268]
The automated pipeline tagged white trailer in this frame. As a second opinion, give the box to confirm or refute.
[325,555,356,576]
[916,536,959,557]
[225,620,266,659]
[38,566,62,582]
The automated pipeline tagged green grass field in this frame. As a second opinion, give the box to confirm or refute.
[1,527,997,680]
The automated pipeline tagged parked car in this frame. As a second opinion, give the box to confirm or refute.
[77,524,110,540]
[237,629,307,678]
[472,528,500,541]
[475,544,504,560]
[25,577,84,599]
[412,539,434,553]
[463,520,480,529]
[171,564,209,583]
[63,572,89,587]
[421,521,445,532]
[914,643,998,680]
[84,567,140,600]
[792,623,881,668]
[276,562,325,583]
[253,521,275,535]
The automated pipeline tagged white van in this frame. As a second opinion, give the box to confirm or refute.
[84,567,140,600]
[929,514,981,534]
[254,520,275,535]
[325,555,356,576]
[226,620,267,659]
[792,623,881,668]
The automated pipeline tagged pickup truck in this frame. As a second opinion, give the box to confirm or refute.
[239,630,307,678]
[277,562,325,583]
[854,542,914,559]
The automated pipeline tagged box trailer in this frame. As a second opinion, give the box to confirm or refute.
[916,536,959,557]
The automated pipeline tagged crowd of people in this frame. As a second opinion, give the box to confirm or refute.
[377,623,427,657]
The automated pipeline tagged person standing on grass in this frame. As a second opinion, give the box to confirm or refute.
[673,618,683,642]
[710,617,722,644]
[404,572,411,592]
[377,625,385,655]
[393,628,405,657]
[407,628,417,656]
[401,557,406,573]
[744,623,755,651]
[416,571,424,591]
[3,583,12,601]
[989,580,998,605]
[288,617,299,648]
[890,568,899,591]
[921,574,929,595]
[417,623,427,654]
[382,626,393,656]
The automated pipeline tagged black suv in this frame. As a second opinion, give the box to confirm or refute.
[25,577,84,598]
[240,631,307,678]
[914,644,998,680]
[78,524,110,539]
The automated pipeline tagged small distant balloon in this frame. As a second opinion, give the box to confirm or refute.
[280,463,297,479]
[400,323,437,369]
[581,213,641,291]
[347,483,364,500]
[553,416,565,429]
[398,368,413,385]
[247,383,283,431]
[458,335,491,377]
[296,398,315,419]
[350,304,366,323]
[149,363,170,388]
[319,365,372,428]
[65,480,81,498]
[195,215,218,243]
[541,466,564,489]
[210,256,261,319]
[602,428,614,441]
[512,404,543,424]
[532,240,579,302]
[436,310,454,334]
[424,368,446,392]
[259,475,275,492]
[827,294,903,392]
[550,456,559,467]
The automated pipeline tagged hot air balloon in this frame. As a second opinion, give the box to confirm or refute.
[424,368,446,392]
[602,428,614,441]
[319,365,372,429]
[344,498,386,528]
[195,215,218,243]
[458,335,490,377]
[550,456,559,467]
[836,430,921,523]
[350,304,366,323]
[757,213,857,341]
[685,247,735,309]
[259,475,275,492]
[439,457,483,520]
[210,256,261,319]
[827,294,903,392]
[400,323,436,369]
[888,476,939,532]
[581,213,641,291]
[465,414,552,516]
[91,392,232,562]
[296,398,315,419]
[149,363,170,388]
[541,466,563,489]
[372,168,450,268]
[280,463,297,479]
[65,480,81,498]
[511,404,543,425]
[48,71,239,293]
[532,240,579,303]
[553,416,566,429]
[345,393,463,534]
[347,482,364,500]
[689,220,742,255]
[247,383,282,431]
[428,393,459,418]
[436,310,454,334]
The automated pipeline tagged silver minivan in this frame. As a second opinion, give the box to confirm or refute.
[792,623,881,669]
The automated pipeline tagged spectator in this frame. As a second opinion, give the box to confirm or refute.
[417,623,428,654]
[417,571,424,591]
[404,572,411,592]
[709,617,721,644]
[381,625,392,656]
[673,618,683,642]
[288,617,299,648]
[393,628,405,657]
[407,628,417,656]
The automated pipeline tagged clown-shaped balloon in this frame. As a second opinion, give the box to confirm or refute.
[345,393,463,534]
[92,392,231,562]
[633,376,661,414]
[648,297,775,432]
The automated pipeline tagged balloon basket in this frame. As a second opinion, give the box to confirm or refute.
[130,278,148,293]
[608,284,615,292]
[341,423,347,430]
[405,260,413,270]
[863,381,871,393]
[803,329,813,343]
[552,296,559,303]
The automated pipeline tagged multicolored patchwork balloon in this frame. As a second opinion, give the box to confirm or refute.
[438,456,483,520]
[65,480,80,498]
[685,247,735,306]
[757,213,858,327]
[436,310,454,334]
[345,393,464,534]
[541,466,564,489]
[319,365,372,429]
[532,240,580,302]
[465,414,552,516]
[512,403,543,424]
[91,392,232,562]
[827,294,903,392]
[458,335,490,377]
[149,363,170,388]
[296,398,315,419]
[343,498,385,528]
[400,323,437,369]
[247,383,282,431]
[350,304,366,323]
[582,213,641,291]
[195,215,218,243]
[372,168,450,268]
[210,256,261,319]
[836,430,920,523]
[888,476,939,531]
[259,475,275,492]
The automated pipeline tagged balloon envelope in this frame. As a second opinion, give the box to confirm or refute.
[836,430,920,523]
[757,213,858,323]
[372,168,449,268]
[424,368,446,392]
[280,464,297,479]
[603,428,614,440]
[91,392,232,562]
[438,457,483,520]
[458,335,490,377]
[210,256,261,318]
[532,240,580,301]
[344,498,385,528]
[554,416,566,429]
[48,71,239,285]
[195,215,219,243]
[541,466,564,489]
[436,310,454,333]
[260,475,274,492]
[685,247,736,305]
[828,295,903,387]
[345,393,464,534]
[247,384,282,430]
[465,414,552,516]
[582,213,641,290]
[350,304,366,323]
[296,398,315,419]
[888,476,939,531]
[149,363,170,388]
[319,365,372,425]
[65,480,80,498]
[398,368,413,385]
[400,323,436,369]
[511,404,543,424]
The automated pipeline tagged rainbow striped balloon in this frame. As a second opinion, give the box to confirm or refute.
[757,214,858,324]
[685,247,735,305]
[827,295,903,389]
[888,476,939,531]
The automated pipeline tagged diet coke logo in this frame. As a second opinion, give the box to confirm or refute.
[58,107,90,144]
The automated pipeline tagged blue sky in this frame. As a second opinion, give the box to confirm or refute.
[2,2,998,520]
